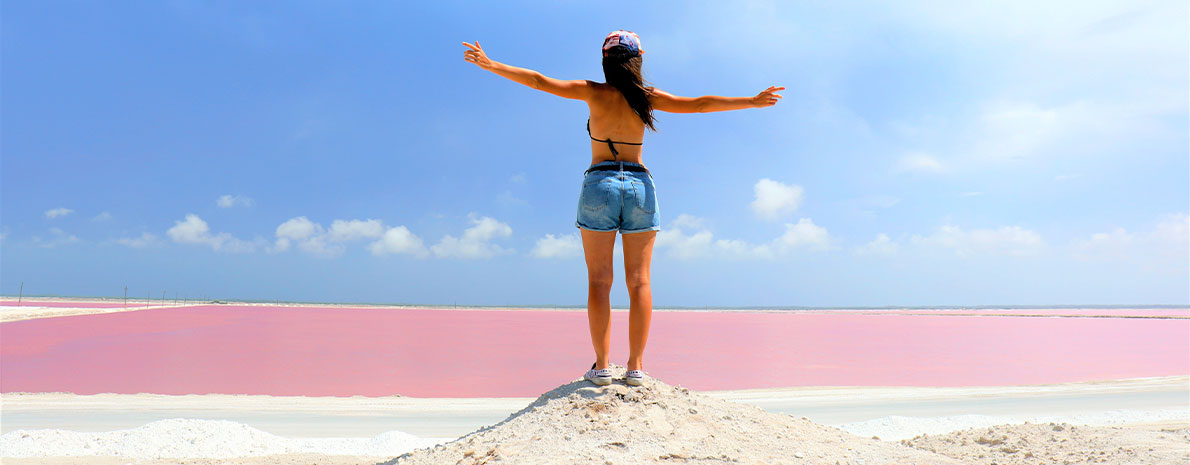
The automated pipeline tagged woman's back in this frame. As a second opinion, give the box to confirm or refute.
[586,82,647,165]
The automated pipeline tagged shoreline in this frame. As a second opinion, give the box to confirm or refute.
[2,376,1186,463]
[4,375,1186,436]
[3,299,1186,324]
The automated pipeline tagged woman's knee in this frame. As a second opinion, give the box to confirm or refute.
[588,270,614,293]
[625,272,650,292]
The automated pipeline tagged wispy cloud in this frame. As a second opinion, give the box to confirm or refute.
[32,227,81,248]
[852,233,899,257]
[116,232,164,248]
[1071,212,1189,268]
[44,207,73,219]
[909,224,1044,258]
[216,194,253,208]
[894,152,944,174]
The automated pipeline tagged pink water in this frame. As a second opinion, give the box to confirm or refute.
[2,305,1186,397]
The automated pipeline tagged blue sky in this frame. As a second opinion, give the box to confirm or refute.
[2,1,1187,306]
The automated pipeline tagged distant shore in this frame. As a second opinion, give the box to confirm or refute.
[2,296,1186,323]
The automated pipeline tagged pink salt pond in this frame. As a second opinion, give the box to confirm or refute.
[1,305,1187,397]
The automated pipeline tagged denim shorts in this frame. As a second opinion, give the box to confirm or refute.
[575,161,661,234]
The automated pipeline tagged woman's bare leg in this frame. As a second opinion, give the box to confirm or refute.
[581,229,617,370]
[621,230,657,371]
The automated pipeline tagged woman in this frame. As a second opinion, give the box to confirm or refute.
[462,30,783,387]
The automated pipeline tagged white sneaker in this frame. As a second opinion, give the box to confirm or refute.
[626,369,646,386]
[584,362,613,386]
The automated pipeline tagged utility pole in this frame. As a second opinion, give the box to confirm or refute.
[17,282,23,306]
[123,286,128,309]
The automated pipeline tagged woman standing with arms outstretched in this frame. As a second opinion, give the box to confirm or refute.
[463,30,783,387]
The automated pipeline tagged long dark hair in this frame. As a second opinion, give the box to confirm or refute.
[602,45,657,132]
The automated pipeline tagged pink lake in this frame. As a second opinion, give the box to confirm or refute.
[1,305,1187,397]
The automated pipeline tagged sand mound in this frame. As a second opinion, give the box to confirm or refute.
[902,421,1190,465]
[387,365,959,464]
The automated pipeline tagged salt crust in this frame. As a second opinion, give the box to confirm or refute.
[1,418,452,458]
[4,368,1187,464]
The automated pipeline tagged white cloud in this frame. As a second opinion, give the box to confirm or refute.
[961,191,984,197]
[272,216,334,256]
[853,233,898,257]
[772,218,833,252]
[117,232,163,248]
[272,217,387,258]
[1054,173,1083,182]
[530,233,583,259]
[44,207,73,219]
[655,214,833,260]
[894,152,944,174]
[92,211,113,222]
[32,227,80,248]
[167,214,255,253]
[1073,212,1189,266]
[910,224,1044,257]
[216,194,253,208]
[431,214,513,259]
[275,216,321,242]
[750,179,804,221]
[268,215,516,259]
[369,226,429,258]
[671,213,709,231]
[327,219,384,242]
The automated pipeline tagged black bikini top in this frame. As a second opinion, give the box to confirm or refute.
[587,117,642,159]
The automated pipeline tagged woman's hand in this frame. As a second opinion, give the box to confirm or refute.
[462,41,494,70]
[751,86,785,108]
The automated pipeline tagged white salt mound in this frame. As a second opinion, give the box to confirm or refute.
[0,418,451,458]
[902,421,1190,465]
[838,408,1190,441]
[387,365,960,465]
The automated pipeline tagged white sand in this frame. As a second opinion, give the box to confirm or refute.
[0,305,189,323]
[3,374,1187,464]
[1,418,452,458]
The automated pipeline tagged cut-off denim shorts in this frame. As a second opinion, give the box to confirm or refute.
[575,161,661,234]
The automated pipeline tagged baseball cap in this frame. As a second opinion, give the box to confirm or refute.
[602,29,643,57]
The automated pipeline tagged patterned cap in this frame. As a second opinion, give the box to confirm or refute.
[602,29,643,57]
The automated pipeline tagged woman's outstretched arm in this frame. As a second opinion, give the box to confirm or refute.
[651,86,784,113]
[462,41,593,101]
